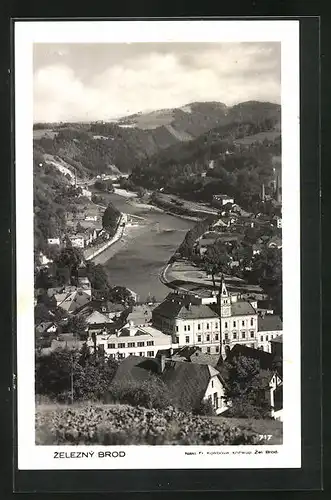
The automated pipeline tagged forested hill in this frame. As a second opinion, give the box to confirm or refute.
[33,100,280,175]
[127,107,281,214]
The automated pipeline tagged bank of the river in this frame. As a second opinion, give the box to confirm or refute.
[95,192,195,302]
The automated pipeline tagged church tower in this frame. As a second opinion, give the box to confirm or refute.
[219,280,231,318]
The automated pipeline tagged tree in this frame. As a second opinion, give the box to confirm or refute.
[102,202,120,234]
[86,262,110,291]
[35,345,119,402]
[202,241,231,289]
[67,314,88,338]
[222,354,272,418]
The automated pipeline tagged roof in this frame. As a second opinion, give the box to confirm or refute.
[35,321,55,334]
[258,315,283,332]
[111,355,160,384]
[171,346,221,368]
[231,300,257,316]
[153,294,218,321]
[270,335,283,344]
[85,310,113,325]
[225,344,274,371]
[162,361,220,410]
[58,290,91,313]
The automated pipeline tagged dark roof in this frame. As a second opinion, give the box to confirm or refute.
[258,315,283,332]
[161,360,216,410]
[225,344,274,371]
[231,300,257,316]
[171,346,221,368]
[257,300,274,310]
[153,294,218,320]
[270,335,283,344]
[35,321,55,334]
[111,355,160,384]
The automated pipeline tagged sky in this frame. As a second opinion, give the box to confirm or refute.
[33,42,281,122]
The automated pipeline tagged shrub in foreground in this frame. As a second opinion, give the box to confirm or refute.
[35,404,263,446]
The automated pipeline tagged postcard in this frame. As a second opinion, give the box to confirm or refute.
[15,19,300,470]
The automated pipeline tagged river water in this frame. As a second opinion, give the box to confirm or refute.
[94,194,194,302]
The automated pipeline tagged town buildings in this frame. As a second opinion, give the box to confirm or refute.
[151,283,282,357]
[87,324,172,359]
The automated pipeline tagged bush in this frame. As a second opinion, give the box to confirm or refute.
[107,376,173,410]
[194,399,216,416]
[35,404,264,446]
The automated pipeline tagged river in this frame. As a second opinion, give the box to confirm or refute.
[93,193,195,302]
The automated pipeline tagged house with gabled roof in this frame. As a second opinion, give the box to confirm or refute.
[110,355,228,414]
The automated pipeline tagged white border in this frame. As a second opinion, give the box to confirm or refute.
[15,20,300,470]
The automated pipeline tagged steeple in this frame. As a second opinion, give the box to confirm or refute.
[219,277,231,318]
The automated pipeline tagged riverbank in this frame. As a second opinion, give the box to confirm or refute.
[113,187,211,222]
[84,214,127,261]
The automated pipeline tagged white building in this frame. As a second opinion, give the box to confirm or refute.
[47,238,60,245]
[152,293,221,355]
[258,314,283,352]
[88,325,172,360]
[212,194,235,207]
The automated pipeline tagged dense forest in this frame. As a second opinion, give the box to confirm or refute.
[129,116,281,213]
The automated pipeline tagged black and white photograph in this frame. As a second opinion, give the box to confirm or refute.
[15,20,301,470]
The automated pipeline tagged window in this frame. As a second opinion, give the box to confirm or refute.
[176,336,179,344]
[233,321,236,328]
[250,331,255,338]
[213,392,218,409]
[187,325,190,331]
[266,335,269,341]
[118,343,125,348]
[184,325,187,332]
[128,342,135,348]
[224,332,228,340]
[211,380,214,388]
[242,320,245,327]
[185,336,190,343]
[147,341,154,346]
[224,321,228,329]
[206,323,209,329]
[260,335,264,342]
[118,353,125,359]
[108,343,115,349]
[215,322,218,329]
[233,332,237,340]
[147,351,154,357]
[198,324,201,330]
[241,332,246,339]
[139,352,143,356]
[215,346,219,353]
[215,334,219,341]
[206,334,210,341]
[197,335,202,342]
[176,326,178,332]
[250,318,254,326]
[137,341,145,347]
[207,347,211,353]
[108,353,115,359]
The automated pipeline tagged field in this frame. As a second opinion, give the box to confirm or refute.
[33,129,58,140]
[35,403,274,446]
[234,129,280,146]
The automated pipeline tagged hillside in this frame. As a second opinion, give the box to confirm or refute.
[33,100,281,175]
